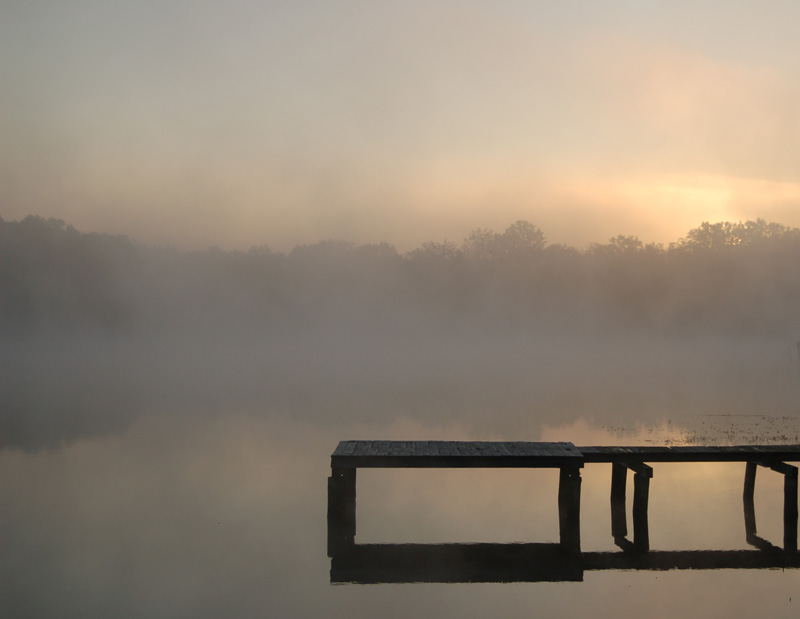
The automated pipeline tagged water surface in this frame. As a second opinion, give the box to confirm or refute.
[2,334,799,617]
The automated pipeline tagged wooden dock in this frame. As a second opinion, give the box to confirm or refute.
[328,440,800,557]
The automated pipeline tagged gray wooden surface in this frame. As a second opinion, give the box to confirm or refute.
[331,440,800,468]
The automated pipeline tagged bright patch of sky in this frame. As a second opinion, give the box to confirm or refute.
[2,0,798,250]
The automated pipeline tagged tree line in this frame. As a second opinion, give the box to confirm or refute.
[2,215,800,336]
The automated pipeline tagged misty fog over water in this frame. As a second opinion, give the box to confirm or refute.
[2,215,800,617]
[3,215,800,450]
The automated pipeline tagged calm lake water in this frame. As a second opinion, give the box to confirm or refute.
[2,333,800,617]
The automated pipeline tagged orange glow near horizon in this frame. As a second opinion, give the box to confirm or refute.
[2,2,798,251]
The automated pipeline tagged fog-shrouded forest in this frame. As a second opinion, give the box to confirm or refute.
[2,214,800,451]
[4,214,800,336]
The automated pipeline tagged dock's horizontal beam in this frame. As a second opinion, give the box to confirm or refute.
[580,445,800,464]
[332,441,584,468]
[760,461,799,476]
[332,441,800,468]
[620,461,654,478]
[331,456,584,468]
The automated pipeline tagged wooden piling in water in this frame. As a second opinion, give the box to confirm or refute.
[783,465,798,553]
[327,467,356,557]
[632,472,650,552]
[610,463,627,540]
[558,466,582,554]
[743,462,758,542]
[741,461,798,553]
[609,461,652,552]
[743,462,757,501]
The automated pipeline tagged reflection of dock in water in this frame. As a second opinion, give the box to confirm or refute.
[331,543,800,584]
[328,441,800,580]
[332,543,584,583]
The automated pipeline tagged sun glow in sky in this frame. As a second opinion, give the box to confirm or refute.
[2,1,799,250]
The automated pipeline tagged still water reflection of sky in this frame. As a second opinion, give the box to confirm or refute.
[1,410,799,618]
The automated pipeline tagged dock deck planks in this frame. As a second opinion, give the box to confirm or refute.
[332,440,800,468]
[331,440,585,468]
[580,444,800,464]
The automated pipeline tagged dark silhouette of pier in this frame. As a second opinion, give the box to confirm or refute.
[327,440,800,580]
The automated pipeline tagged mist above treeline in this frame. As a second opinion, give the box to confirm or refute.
[2,214,800,337]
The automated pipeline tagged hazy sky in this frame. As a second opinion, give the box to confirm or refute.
[2,1,799,250]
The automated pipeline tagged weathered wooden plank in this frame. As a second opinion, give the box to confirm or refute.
[581,445,800,464]
[332,441,800,468]
[331,440,586,468]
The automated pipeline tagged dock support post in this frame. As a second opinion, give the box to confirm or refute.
[558,466,582,554]
[610,462,652,552]
[328,467,356,557]
[632,472,650,553]
[610,463,628,540]
[743,461,798,553]
[743,462,757,541]
[784,466,798,553]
